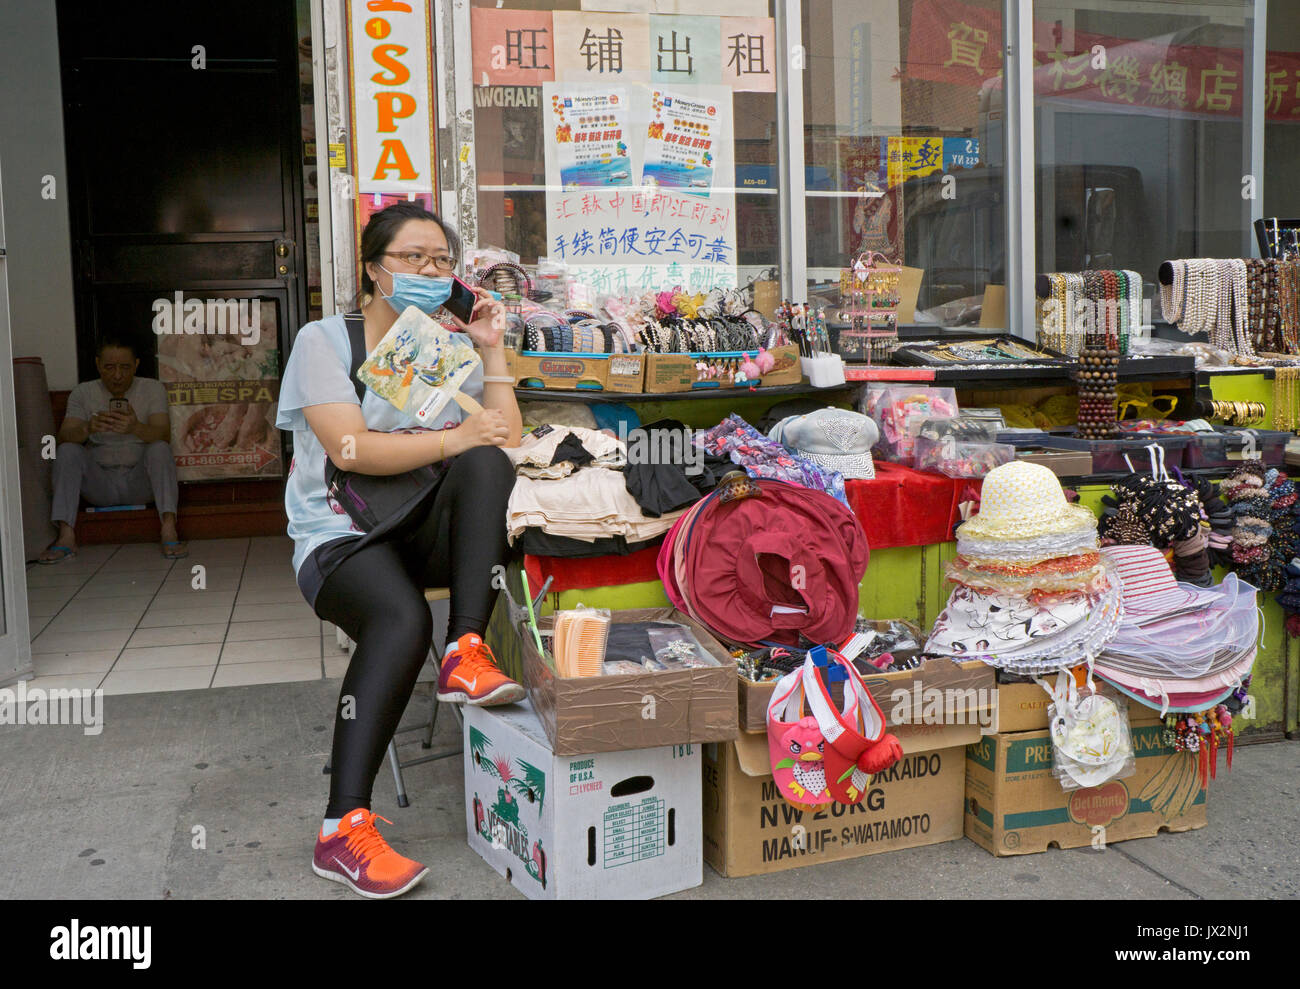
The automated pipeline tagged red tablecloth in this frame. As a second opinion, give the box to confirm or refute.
[524,464,981,593]
[844,462,981,550]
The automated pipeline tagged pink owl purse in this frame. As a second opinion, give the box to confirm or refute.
[768,650,904,810]
[766,656,835,809]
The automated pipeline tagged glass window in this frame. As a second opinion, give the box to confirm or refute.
[466,0,781,294]
[801,0,1007,327]
[1033,1,1253,306]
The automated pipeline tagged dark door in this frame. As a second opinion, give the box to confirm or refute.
[58,0,305,482]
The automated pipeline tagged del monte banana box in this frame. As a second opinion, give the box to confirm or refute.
[964,725,1206,857]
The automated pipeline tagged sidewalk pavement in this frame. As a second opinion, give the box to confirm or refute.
[0,677,1296,899]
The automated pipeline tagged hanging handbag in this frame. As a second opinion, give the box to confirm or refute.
[322,312,450,535]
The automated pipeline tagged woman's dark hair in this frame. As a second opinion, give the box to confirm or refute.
[357,201,461,301]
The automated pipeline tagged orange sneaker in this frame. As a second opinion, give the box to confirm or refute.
[312,808,429,899]
[437,632,526,706]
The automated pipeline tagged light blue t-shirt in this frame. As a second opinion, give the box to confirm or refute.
[276,313,485,577]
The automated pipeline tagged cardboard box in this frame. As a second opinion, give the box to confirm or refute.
[702,730,966,877]
[510,350,645,393]
[1015,448,1093,477]
[464,700,703,899]
[642,344,802,393]
[964,725,1206,857]
[992,680,1161,734]
[738,657,995,734]
[518,607,738,756]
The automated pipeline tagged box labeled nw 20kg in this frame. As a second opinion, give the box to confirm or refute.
[965,724,1207,856]
[464,699,702,899]
[702,727,967,877]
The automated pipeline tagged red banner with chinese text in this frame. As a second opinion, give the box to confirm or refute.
[906,0,1300,121]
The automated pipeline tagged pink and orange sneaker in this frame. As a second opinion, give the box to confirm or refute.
[312,808,429,899]
[437,632,526,706]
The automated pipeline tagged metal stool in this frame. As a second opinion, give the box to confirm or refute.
[327,587,464,808]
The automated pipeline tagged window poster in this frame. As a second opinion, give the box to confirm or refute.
[548,89,633,188]
[156,296,282,481]
[642,89,720,196]
[543,80,738,294]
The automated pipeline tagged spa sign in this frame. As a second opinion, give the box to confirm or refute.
[346,0,438,195]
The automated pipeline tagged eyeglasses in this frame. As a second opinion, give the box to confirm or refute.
[384,251,458,273]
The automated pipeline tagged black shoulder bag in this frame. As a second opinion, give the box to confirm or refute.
[322,312,448,535]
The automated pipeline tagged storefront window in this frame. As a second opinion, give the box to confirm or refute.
[802,0,1007,327]
[1263,3,1300,243]
[467,0,781,295]
[1033,0,1253,309]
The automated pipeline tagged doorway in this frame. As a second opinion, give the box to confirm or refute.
[56,0,307,519]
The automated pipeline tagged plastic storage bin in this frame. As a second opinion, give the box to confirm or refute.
[1037,433,1193,473]
[1183,428,1289,469]
[915,439,1015,478]
[864,386,959,466]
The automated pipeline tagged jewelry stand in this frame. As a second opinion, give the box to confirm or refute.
[840,251,900,366]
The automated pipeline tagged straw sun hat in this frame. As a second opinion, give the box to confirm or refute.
[957,460,1097,543]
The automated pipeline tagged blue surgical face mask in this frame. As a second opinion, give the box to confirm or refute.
[378,264,453,315]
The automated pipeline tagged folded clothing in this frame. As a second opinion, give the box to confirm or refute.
[506,425,624,473]
[519,529,660,559]
[623,418,729,518]
[508,466,685,544]
[695,414,847,506]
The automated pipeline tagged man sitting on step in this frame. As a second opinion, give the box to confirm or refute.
[38,336,187,563]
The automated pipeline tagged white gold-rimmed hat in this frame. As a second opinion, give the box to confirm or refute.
[956,460,1098,544]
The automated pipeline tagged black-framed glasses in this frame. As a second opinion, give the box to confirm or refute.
[384,251,458,272]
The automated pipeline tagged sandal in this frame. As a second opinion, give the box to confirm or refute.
[161,541,189,560]
[38,545,78,565]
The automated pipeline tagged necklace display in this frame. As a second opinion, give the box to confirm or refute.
[1075,270,1122,440]
[1275,367,1300,431]
[1036,268,1142,357]
[1158,257,1300,357]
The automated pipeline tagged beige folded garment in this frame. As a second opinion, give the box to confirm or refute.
[506,426,625,472]
[507,467,684,544]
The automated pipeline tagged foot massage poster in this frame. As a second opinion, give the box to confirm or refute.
[156,294,283,481]
[542,80,737,295]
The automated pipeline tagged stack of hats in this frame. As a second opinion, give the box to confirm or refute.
[1094,544,1260,785]
[924,460,1122,673]
[656,478,869,647]
[767,407,878,480]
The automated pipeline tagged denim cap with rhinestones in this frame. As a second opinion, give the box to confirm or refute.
[768,407,879,479]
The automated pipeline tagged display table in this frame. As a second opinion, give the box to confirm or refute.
[500,362,1298,742]
[521,463,978,596]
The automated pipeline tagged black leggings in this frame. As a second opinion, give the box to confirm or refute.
[312,445,515,818]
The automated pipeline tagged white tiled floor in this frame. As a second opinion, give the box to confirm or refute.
[24,537,355,695]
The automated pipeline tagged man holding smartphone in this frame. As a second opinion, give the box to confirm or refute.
[38,336,186,563]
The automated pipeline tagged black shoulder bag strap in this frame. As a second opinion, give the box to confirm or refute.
[342,310,367,404]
